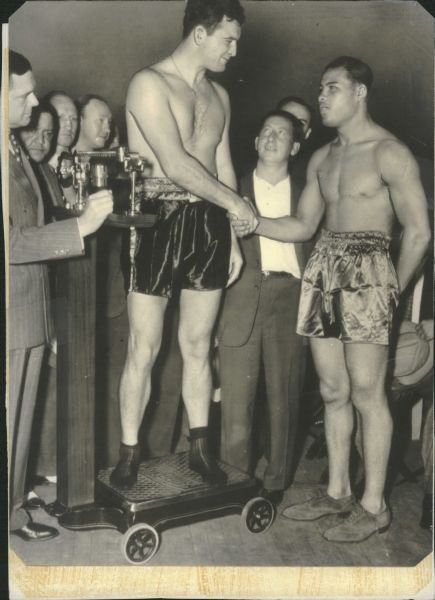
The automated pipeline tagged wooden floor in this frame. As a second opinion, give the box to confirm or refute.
[11,440,432,567]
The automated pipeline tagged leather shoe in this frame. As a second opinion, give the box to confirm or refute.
[110,443,140,489]
[322,503,391,542]
[259,488,284,505]
[282,489,354,521]
[12,521,59,542]
[23,495,46,510]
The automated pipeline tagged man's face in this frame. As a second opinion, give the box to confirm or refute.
[19,111,54,163]
[9,71,39,128]
[255,115,299,165]
[50,94,78,149]
[318,67,361,128]
[79,99,112,149]
[280,101,312,140]
[201,17,241,73]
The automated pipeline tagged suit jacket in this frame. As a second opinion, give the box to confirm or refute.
[8,148,84,350]
[219,171,306,347]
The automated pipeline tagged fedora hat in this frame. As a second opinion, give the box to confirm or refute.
[392,320,433,388]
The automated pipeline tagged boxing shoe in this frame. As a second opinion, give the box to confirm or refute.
[322,503,391,543]
[12,521,59,542]
[110,442,140,489]
[189,430,227,486]
[282,488,354,521]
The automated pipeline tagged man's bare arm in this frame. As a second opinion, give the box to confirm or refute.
[127,70,254,224]
[233,148,326,240]
[378,140,431,293]
[214,85,244,287]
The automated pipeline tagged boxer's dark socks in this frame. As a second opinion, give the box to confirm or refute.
[189,427,227,486]
[110,442,140,489]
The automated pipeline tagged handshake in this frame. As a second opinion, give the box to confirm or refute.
[229,196,259,237]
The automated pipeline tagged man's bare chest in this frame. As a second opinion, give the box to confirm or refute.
[170,88,225,147]
[318,145,386,202]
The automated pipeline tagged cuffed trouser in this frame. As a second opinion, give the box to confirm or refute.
[220,275,305,490]
[9,345,45,530]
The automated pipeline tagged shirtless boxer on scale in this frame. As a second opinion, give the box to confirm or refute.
[233,56,430,542]
[110,0,255,488]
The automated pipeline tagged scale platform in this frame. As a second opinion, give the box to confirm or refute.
[59,452,276,564]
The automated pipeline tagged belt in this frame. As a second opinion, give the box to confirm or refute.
[261,270,293,278]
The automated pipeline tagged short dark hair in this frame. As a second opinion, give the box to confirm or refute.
[9,50,32,80]
[77,94,109,117]
[18,100,59,152]
[183,0,245,39]
[323,56,374,92]
[258,109,304,145]
[276,95,314,123]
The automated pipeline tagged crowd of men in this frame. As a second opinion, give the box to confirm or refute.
[8,0,432,548]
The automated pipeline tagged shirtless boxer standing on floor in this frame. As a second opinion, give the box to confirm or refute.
[110,0,256,488]
[233,56,430,542]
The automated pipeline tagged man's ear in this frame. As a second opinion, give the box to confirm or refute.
[356,83,368,101]
[254,136,259,152]
[290,141,301,157]
[193,25,207,46]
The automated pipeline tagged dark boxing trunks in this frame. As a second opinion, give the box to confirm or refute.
[125,178,231,298]
[297,229,400,345]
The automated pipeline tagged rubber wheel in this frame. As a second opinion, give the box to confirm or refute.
[122,523,160,564]
[242,497,275,533]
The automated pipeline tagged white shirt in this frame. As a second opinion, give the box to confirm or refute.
[253,170,301,279]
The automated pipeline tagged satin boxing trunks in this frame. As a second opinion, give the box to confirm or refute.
[297,229,400,345]
[126,179,231,298]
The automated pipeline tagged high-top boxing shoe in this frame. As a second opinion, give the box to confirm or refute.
[189,427,227,486]
[110,442,140,489]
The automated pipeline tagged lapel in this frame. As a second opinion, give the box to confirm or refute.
[241,169,306,273]
[20,147,45,226]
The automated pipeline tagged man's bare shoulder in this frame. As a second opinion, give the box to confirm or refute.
[308,142,333,171]
[374,134,417,181]
[210,80,230,108]
[127,60,172,98]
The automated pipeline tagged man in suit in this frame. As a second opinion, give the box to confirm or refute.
[218,109,306,503]
[8,50,113,541]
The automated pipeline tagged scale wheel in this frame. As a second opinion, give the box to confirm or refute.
[242,497,275,533]
[122,523,160,564]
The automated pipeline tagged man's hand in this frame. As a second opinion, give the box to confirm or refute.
[416,319,434,342]
[77,189,114,238]
[230,196,258,234]
[230,214,256,238]
[226,232,244,287]
[229,196,258,238]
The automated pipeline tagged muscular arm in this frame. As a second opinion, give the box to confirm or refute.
[254,148,326,242]
[127,70,249,217]
[378,140,431,293]
[214,86,244,286]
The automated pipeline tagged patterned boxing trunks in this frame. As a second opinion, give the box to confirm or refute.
[125,180,231,298]
[297,229,400,345]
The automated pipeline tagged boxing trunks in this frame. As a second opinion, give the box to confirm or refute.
[125,178,231,298]
[297,229,400,345]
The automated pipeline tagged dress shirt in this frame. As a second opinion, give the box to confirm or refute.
[253,170,301,278]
